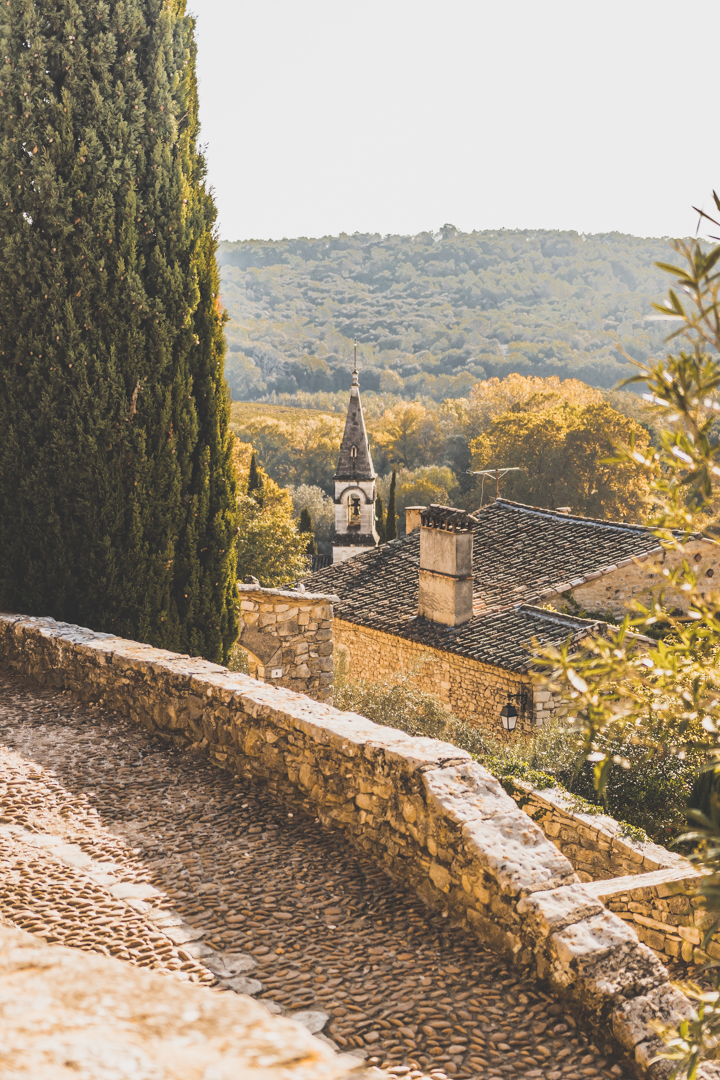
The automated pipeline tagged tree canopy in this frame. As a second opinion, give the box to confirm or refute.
[218,228,691,408]
[470,401,652,518]
[0,0,237,661]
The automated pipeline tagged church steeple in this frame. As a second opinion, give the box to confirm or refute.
[334,345,375,483]
[332,346,379,564]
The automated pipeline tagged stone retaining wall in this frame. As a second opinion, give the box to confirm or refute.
[0,612,708,1079]
[510,783,688,882]
[237,584,337,703]
[582,869,713,968]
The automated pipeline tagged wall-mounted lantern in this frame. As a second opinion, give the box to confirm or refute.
[500,688,529,733]
[500,700,518,732]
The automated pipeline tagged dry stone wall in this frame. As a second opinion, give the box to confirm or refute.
[237,584,337,703]
[510,783,688,882]
[582,869,715,968]
[0,612,710,1079]
[506,783,720,971]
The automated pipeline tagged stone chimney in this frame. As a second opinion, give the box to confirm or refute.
[405,506,424,535]
[417,505,477,627]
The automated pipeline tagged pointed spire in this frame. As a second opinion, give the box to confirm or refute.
[352,339,359,387]
[334,354,375,481]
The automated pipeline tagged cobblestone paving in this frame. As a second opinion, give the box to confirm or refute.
[0,670,633,1080]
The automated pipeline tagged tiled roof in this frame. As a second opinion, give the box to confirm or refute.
[302,499,663,672]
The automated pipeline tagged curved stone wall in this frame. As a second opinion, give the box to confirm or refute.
[0,613,706,1079]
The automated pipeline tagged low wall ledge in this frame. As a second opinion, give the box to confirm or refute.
[0,611,711,1079]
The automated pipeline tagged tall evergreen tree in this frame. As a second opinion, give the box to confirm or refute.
[298,506,317,555]
[0,0,238,662]
[386,471,398,540]
[375,495,386,544]
[247,453,264,507]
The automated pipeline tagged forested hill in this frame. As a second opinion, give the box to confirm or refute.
[218,227,684,407]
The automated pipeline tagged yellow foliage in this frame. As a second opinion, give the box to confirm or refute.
[470,401,652,520]
[372,402,444,469]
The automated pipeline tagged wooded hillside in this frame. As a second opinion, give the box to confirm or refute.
[219,226,684,407]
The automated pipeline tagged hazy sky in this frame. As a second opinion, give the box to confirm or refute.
[190,0,720,243]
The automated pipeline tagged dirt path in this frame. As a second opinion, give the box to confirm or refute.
[0,669,632,1080]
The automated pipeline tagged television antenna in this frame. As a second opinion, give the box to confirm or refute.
[467,467,524,504]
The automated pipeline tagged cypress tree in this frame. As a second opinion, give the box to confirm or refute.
[0,0,238,662]
[386,471,398,540]
[247,453,264,506]
[375,495,386,544]
[298,507,317,556]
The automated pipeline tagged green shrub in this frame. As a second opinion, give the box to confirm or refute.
[334,656,450,741]
[334,659,700,845]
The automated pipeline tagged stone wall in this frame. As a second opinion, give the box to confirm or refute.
[0,612,709,1079]
[506,783,720,971]
[581,869,714,968]
[510,783,688,882]
[567,538,720,619]
[335,618,554,734]
[0,919,369,1079]
[237,584,337,704]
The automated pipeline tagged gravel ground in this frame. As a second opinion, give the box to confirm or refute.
[0,669,633,1080]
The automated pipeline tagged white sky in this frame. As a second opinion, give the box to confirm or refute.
[190,0,720,243]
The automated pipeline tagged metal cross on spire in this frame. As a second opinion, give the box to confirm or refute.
[352,338,359,385]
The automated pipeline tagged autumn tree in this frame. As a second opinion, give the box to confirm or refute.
[298,507,318,556]
[0,0,238,662]
[470,402,651,518]
[372,403,445,471]
[386,470,398,540]
[235,460,307,587]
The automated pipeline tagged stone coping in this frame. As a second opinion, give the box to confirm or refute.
[0,611,712,1079]
[512,781,689,879]
[0,919,372,1079]
[238,584,340,603]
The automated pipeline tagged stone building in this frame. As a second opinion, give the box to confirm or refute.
[332,363,379,565]
[304,498,720,732]
[235,583,337,703]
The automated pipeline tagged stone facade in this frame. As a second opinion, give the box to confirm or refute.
[237,585,337,704]
[334,618,561,733]
[567,538,720,619]
[1,612,707,1078]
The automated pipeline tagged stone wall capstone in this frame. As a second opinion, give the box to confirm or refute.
[0,612,709,1078]
[237,584,337,704]
[0,919,371,1078]
[509,783,688,882]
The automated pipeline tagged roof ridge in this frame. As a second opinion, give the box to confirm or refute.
[517,603,603,628]
[490,498,666,534]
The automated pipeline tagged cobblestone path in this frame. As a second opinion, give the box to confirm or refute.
[0,670,633,1080]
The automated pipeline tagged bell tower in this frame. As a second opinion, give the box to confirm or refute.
[332,347,379,564]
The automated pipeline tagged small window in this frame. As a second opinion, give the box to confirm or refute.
[350,445,358,458]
